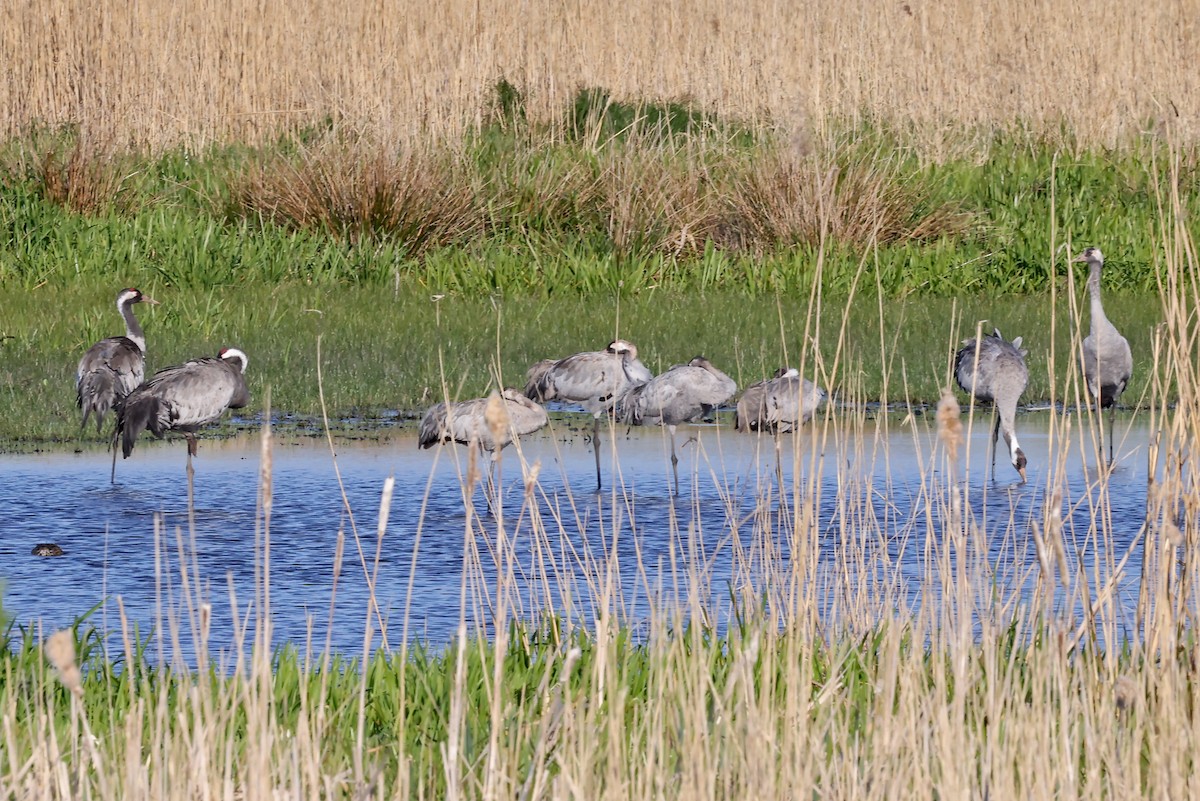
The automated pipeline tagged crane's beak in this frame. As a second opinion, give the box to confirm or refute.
[141,295,161,305]
[1071,253,1087,263]
[1018,466,1027,484]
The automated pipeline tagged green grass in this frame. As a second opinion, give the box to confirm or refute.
[0,279,1163,447]
[0,122,1193,295]
[0,117,1188,446]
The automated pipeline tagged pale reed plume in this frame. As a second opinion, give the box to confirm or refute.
[44,629,82,696]
[936,386,962,463]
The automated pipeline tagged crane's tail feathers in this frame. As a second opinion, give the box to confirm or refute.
[417,406,447,449]
[118,394,159,458]
[523,360,556,401]
[78,371,117,432]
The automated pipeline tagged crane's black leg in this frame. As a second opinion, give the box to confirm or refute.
[110,426,119,484]
[669,425,680,496]
[185,435,197,518]
[1107,404,1116,466]
[774,432,785,496]
[484,452,501,518]
[592,416,603,491]
[990,411,1000,480]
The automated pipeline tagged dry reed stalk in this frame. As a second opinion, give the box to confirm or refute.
[595,144,722,257]
[5,0,1199,153]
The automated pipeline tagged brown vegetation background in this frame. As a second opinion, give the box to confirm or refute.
[5,0,1198,151]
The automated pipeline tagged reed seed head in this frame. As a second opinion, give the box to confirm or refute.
[937,387,962,461]
[45,629,83,696]
[1114,675,1138,713]
[485,391,509,444]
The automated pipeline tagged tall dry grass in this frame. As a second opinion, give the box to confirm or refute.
[4,0,1198,153]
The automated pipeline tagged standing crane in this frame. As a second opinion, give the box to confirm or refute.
[735,367,826,433]
[116,348,251,485]
[1074,247,1133,465]
[77,287,160,430]
[619,355,737,493]
[954,328,1028,483]
[76,287,159,481]
[525,339,653,490]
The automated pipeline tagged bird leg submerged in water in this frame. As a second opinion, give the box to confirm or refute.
[954,329,1029,484]
[669,424,681,495]
[591,415,603,492]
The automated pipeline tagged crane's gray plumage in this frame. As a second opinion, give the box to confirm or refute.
[735,367,826,432]
[526,339,652,413]
[76,287,158,431]
[118,348,250,459]
[619,355,737,492]
[525,339,653,489]
[419,388,549,453]
[954,327,1028,482]
[1075,247,1132,464]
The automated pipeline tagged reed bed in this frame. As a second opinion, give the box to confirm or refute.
[1,180,1198,800]
[5,0,1200,153]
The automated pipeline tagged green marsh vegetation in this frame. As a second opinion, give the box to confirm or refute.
[0,109,1189,445]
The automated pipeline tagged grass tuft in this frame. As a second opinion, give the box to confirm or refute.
[228,142,484,252]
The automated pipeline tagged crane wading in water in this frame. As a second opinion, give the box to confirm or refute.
[525,339,653,490]
[76,287,159,481]
[117,348,251,486]
[1074,247,1133,465]
[735,366,826,433]
[619,355,737,494]
[419,388,550,501]
[954,328,1029,483]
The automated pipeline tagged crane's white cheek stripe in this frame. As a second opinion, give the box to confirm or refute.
[1009,435,1022,465]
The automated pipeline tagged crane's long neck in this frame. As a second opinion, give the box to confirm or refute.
[998,394,1021,461]
[1088,262,1107,333]
[120,298,146,353]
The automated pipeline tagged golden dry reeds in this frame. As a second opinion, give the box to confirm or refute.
[5,0,1199,153]
[231,143,484,250]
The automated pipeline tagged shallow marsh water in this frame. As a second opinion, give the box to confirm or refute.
[0,409,1153,660]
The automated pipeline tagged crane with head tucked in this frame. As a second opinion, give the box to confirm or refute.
[735,366,826,433]
[525,339,652,490]
[619,355,736,494]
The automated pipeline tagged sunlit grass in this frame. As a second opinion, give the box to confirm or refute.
[0,125,1193,295]
[0,278,1163,446]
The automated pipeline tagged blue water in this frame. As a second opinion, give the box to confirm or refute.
[0,411,1154,662]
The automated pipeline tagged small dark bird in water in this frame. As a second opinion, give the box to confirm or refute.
[31,543,65,557]
[954,327,1029,483]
